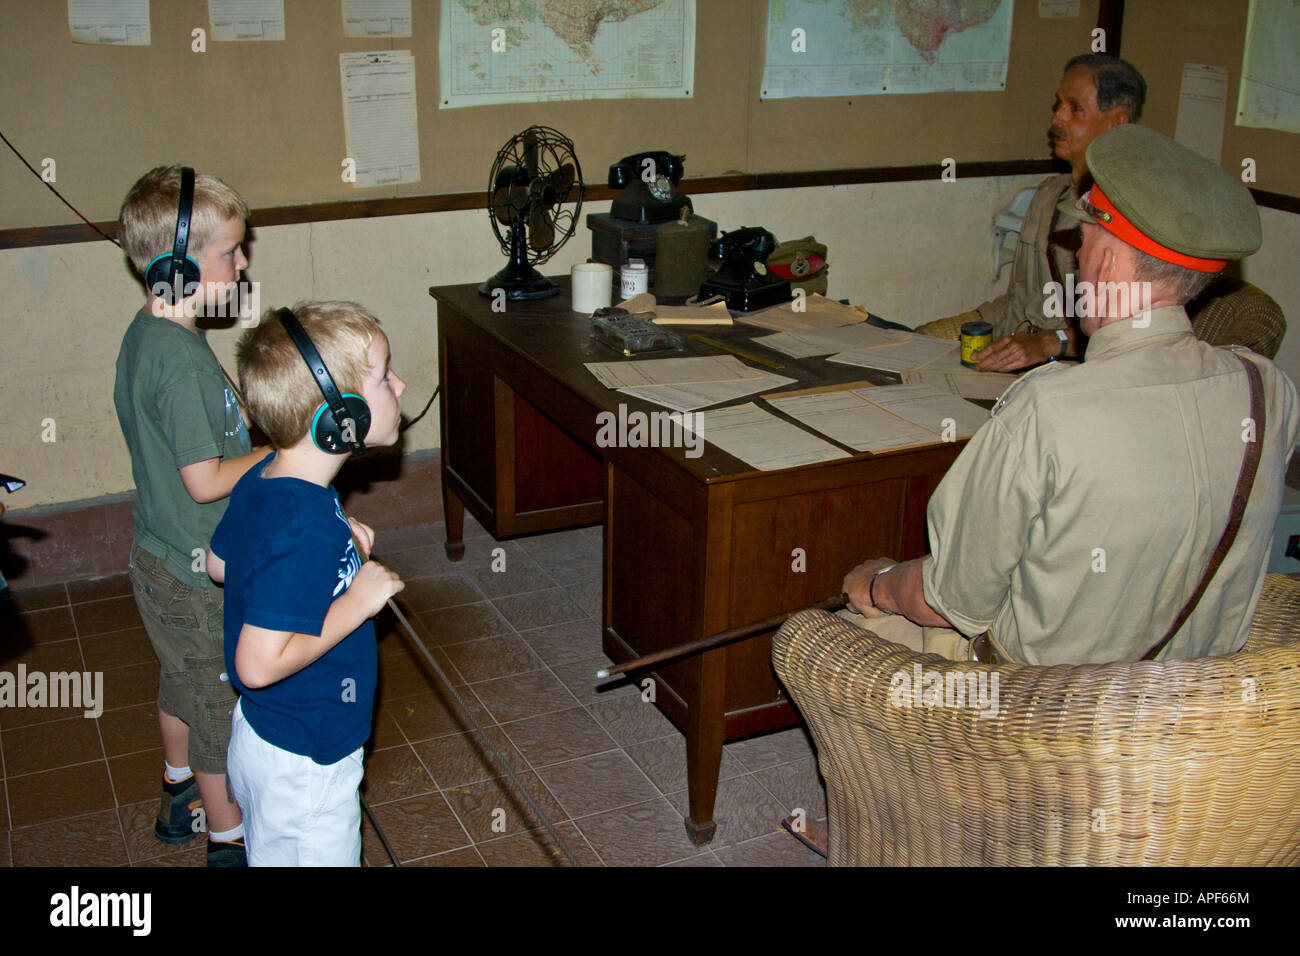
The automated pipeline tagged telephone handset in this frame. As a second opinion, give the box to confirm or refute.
[608,151,692,224]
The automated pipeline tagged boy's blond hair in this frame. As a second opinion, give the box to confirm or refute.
[118,165,249,274]
[237,302,382,450]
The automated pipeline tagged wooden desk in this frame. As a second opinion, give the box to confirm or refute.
[431,280,963,844]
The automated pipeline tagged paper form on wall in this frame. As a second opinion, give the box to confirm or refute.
[340,51,421,188]
[1236,0,1300,135]
[617,370,796,412]
[343,0,411,37]
[208,0,285,41]
[68,0,150,45]
[902,367,1019,401]
[753,324,910,359]
[1175,64,1228,164]
[828,336,960,374]
[682,404,851,472]
[584,355,766,390]
[742,295,867,332]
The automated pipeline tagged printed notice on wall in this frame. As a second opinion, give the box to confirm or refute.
[340,51,421,188]
[209,0,285,42]
[68,0,150,45]
[1175,64,1228,164]
[1236,0,1300,134]
[343,0,411,37]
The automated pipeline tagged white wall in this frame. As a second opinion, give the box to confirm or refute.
[3,177,1297,510]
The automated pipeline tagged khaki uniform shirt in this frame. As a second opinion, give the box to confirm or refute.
[976,174,1080,341]
[922,306,1300,664]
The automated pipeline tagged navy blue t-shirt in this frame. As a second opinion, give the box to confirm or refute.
[211,454,376,764]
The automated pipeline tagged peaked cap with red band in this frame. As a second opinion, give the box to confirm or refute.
[1057,125,1261,272]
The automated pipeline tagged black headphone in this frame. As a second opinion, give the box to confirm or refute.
[276,308,371,456]
[143,166,200,304]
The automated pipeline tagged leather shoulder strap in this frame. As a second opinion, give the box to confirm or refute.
[1143,352,1265,660]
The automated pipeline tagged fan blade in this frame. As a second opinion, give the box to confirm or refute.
[529,205,555,251]
[522,128,539,180]
[541,163,574,205]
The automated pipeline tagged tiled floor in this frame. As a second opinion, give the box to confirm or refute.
[0,516,826,867]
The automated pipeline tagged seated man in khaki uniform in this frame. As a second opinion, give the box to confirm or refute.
[787,125,1300,854]
[916,54,1146,371]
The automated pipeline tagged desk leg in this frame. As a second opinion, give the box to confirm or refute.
[684,652,726,845]
[443,484,466,561]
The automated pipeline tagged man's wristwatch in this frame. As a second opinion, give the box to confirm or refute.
[869,564,896,614]
[1050,328,1069,360]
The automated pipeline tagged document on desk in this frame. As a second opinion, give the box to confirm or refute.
[742,295,867,332]
[902,367,1020,401]
[584,355,765,390]
[682,404,852,471]
[618,370,797,412]
[768,385,988,452]
[828,335,960,373]
[753,323,910,358]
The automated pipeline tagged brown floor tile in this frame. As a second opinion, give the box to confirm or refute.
[7,583,68,613]
[474,821,598,867]
[368,520,445,556]
[376,642,450,700]
[2,715,103,776]
[412,727,529,789]
[1,778,9,828]
[712,829,827,867]
[468,669,579,724]
[491,588,586,631]
[7,762,116,828]
[360,791,470,864]
[624,734,748,796]
[662,850,724,866]
[574,797,702,867]
[537,551,602,587]
[369,706,406,752]
[535,751,660,819]
[9,606,76,645]
[383,687,491,744]
[2,635,84,673]
[441,771,568,843]
[67,573,133,604]
[98,703,159,758]
[550,656,637,705]
[725,725,819,772]
[0,831,10,867]
[441,634,543,683]
[360,744,436,805]
[98,660,160,713]
[139,842,207,867]
[516,619,605,667]
[586,693,678,748]
[382,547,457,581]
[466,550,555,600]
[516,526,602,563]
[9,808,129,866]
[393,574,482,613]
[117,799,200,864]
[109,748,166,806]
[500,707,617,768]
[79,626,155,672]
[0,641,91,728]
[751,757,828,822]
[404,846,485,866]
[665,775,788,849]
[71,594,142,638]
[564,582,602,620]
[413,602,513,648]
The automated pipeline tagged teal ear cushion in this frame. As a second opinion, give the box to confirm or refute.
[310,393,371,454]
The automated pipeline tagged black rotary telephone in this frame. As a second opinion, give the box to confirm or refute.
[609,151,692,224]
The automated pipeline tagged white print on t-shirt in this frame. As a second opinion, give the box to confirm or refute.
[333,502,361,598]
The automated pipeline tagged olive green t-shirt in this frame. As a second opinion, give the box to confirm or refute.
[114,308,251,587]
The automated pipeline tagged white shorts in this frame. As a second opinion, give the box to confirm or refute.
[228,699,364,867]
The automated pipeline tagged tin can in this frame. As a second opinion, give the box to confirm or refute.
[960,320,993,367]
[620,259,648,298]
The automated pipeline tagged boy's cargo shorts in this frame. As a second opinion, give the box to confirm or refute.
[128,545,237,774]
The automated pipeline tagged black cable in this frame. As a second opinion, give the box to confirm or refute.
[399,385,439,433]
[0,127,120,245]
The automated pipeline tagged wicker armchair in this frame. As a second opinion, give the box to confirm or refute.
[771,573,1300,866]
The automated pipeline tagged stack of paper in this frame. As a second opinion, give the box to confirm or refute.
[742,295,868,332]
[826,334,960,374]
[767,384,989,453]
[681,404,851,471]
[753,323,911,358]
[584,355,795,413]
[901,367,1020,401]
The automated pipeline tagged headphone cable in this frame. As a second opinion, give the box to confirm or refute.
[0,127,120,245]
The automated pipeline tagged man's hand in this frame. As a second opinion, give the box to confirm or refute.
[974,330,1060,372]
[349,560,404,619]
[843,558,897,618]
[347,517,374,559]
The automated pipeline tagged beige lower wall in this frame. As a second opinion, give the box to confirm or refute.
[3,177,1297,511]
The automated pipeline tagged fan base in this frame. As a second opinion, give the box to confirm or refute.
[478,266,558,301]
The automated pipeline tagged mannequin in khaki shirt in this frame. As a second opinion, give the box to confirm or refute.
[845,126,1299,667]
[918,54,1146,372]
